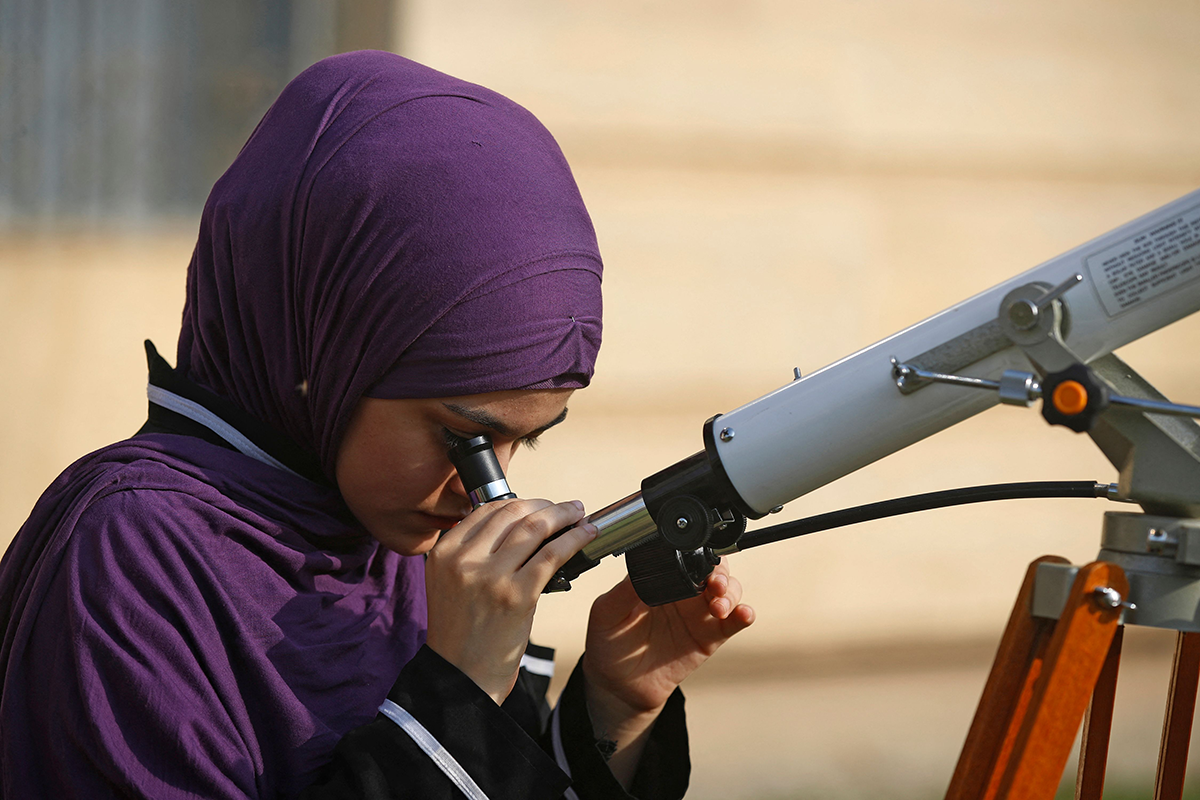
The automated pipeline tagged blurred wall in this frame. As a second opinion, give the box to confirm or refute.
[0,0,393,223]
[4,1,1200,669]
[397,0,1200,658]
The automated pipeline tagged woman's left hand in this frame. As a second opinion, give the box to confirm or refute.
[580,560,754,785]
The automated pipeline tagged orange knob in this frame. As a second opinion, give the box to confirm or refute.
[1052,380,1089,416]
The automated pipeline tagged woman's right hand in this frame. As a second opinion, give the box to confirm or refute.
[423,498,595,704]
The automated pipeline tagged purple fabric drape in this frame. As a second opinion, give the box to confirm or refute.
[1,51,604,798]
[0,435,428,797]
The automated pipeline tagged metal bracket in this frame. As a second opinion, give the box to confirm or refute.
[894,274,1083,394]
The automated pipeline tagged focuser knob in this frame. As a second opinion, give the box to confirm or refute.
[655,495,714,551]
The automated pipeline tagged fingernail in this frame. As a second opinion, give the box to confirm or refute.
[584,523,599,539]
[571,500,585,512]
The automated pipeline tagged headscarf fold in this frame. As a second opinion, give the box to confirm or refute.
[178,51,603,479]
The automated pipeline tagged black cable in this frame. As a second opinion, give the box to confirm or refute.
[730,480,1109,552]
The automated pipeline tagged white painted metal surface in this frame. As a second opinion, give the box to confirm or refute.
[716,188,1200,514]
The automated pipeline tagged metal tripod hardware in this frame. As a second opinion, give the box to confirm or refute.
[914,245,1200,796]
[890,359,1200,422]
[890,359,1042,405]
[892,273,1085,396]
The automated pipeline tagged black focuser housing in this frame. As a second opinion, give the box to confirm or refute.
[624,416,752,607]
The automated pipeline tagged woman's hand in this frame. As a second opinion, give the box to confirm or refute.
[581,561,754,785]
[424,499,595,704]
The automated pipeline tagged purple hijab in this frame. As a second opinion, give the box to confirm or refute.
[179,50,603,479]
[1,51,603,798]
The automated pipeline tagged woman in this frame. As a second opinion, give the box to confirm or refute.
[0,51,753,799]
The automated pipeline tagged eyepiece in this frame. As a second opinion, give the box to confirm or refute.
[448,434,517,507]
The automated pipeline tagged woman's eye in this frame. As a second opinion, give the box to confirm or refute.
[441,428,469,450]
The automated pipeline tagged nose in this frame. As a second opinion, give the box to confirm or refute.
[495,445,516,474]
[448,470,468,499]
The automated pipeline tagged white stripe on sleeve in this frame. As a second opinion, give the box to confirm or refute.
[378,698,490,800]
[519,652,555,678]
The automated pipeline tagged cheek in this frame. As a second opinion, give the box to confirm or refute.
[337,430,454,518]
[341,450,427,511]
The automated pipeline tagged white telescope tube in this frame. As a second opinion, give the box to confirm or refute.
[714,188,1200,515]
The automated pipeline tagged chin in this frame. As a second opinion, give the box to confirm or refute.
[371,525,442,557]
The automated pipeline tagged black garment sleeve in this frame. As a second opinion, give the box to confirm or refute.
[546,659,690,800]
[502,642,556,736]
[300,645,690,800]
[300,646,571,799]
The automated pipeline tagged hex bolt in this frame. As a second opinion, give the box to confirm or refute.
[719,427,735,442]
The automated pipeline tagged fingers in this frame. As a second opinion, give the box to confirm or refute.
[423,498,596,705]
[718,601,755,637]
[432,497,593,591]
[487,498,586,558]
[443,497,556,548]
[696,560,754,637]
[520,521,597,591]
[446,498,581,553]
[703,560,743,620]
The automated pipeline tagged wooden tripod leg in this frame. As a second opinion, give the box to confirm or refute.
[1075,625,1124,800]
[1153,630,1200,800]
[998,561,1128,799]
[945,556,1068,800]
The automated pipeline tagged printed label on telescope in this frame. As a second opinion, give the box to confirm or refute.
[1086,204,1200,316]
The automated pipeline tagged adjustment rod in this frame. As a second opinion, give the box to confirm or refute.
[890,359,1200,432]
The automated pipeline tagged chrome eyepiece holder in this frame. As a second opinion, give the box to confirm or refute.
[448,423,755,602]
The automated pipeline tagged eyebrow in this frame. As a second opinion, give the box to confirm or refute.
[441,403,569,439]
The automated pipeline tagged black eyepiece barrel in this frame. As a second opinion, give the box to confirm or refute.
[448,434,517,507]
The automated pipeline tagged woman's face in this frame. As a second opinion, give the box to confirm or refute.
[335,388,574,555]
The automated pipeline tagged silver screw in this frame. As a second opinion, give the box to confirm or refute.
[890,357,915,390]
[1147,528,1177,555]
[676,517,689,529]
[1007,299,1040,330]
[1091,586,1136,611]
[719,427,735,442]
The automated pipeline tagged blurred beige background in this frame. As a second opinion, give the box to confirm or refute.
[5,1,1200,796]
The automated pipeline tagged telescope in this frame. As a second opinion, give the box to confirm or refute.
[453,188,1200,795]
[454,187,1200,610]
